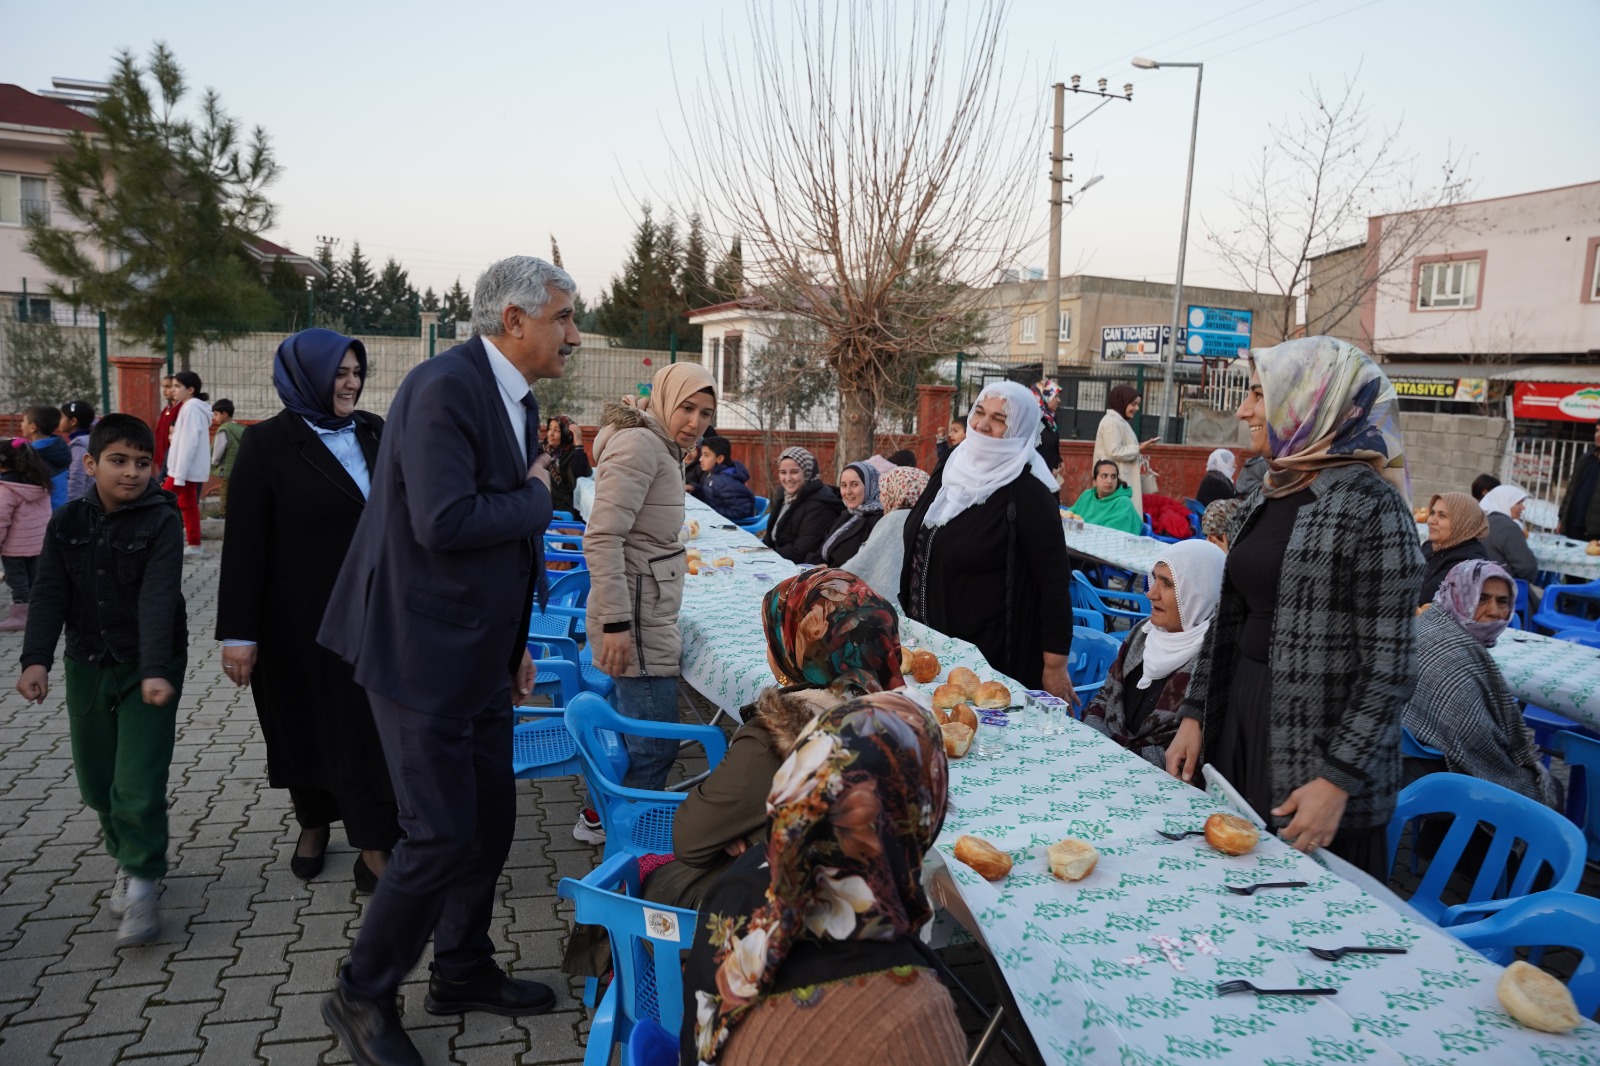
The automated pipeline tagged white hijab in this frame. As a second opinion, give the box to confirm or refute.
[1206,448,1237,480]
[923,381,1058,528]
[1479,484,1529,529]
[1138,539,1227,688]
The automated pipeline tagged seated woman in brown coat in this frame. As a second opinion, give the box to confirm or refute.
[643,567,904,910]
[1083,540,1225,771]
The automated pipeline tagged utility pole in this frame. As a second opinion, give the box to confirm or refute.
[1045,76,1132,379]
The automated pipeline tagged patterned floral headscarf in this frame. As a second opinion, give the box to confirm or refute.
[1201,497,1241,541]
[761,568,904,695]
[693,691,948,1063]
[1033,378,1061,430]
[1433,559,1515,647]
[880,466,930,512]
[1251,336,1408,500]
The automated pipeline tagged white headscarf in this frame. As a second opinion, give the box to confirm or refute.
[1479,484,1529,529]
[1138,540,1227,689]
[922,381,1057,528]
[1206,448,1237,481]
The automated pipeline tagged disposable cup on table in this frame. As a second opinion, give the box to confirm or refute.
[973,710,1011,758]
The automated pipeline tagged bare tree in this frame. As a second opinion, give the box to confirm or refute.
[676,0,1037,468]
[1205,73,1470,346]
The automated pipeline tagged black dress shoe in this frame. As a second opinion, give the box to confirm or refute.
[353,855,379,894]
[321,983,422,1066]
[423,962,557,1017]
[290,826,329,880]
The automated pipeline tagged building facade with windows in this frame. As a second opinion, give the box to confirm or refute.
[0,84,100,321]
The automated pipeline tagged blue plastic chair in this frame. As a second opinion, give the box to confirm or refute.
[577,644,618,700]
[1451,891,1600,1015]
[544,547,588,571]
[1526,705,1585,764]
[1555,730,1600,862]
[539,568,591,641]
[1071,608,1106,632]
[1385,772,1587,927]
[564,692,728,861]
[511,714,583,780]
[626,1018,679,1066]
[1555,628,1600,650]
[1068,627,1122,707]
[733,496,770,527]
[527,658,583,706]
[558,854,697,1066]
[1531,579,1600,634]
[1070,571,1151,633]
[1400,726,1445,760]
[526,624,580,666]
[1510,579,1531,631]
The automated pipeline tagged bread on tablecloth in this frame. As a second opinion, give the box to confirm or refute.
[953,835,1012,881]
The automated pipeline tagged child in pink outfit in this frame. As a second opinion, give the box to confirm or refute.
[0,438,54,631]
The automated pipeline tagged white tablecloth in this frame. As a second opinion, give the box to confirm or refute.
[1490,629,1600,731]
[574,478,1598,1061]
[1061,520,1164,575]
[1529,534,1600,582]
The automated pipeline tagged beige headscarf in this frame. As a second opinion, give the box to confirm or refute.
[648,361,716,422]
[1428,492,1489,551]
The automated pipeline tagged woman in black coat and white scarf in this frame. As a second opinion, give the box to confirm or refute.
[762,446,843,564]
[1171,337,1423,877]
[216,329,399,891]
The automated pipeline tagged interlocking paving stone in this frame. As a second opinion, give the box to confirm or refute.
[197,1018,276,1064]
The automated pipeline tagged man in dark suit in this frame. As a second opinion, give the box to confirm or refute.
[317,256,579,1065]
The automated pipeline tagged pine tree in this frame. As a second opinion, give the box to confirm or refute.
[420,286,440,314]
[712,237,744,300]
[372,257,419,332]
[550,234,563,269]
[311,243,341,325]
[680,215,716,311]
[265,256,307,327]
[595,204,687,348]
[341,243,376,332]
[440,277,471,338]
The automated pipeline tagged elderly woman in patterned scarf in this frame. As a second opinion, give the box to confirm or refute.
[1403,560,1559,807]
[682,691,962,1066]
[1171,336,1423,877]
[641,569,905,912]
[762,445,844,564]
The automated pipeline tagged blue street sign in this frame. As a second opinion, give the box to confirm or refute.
[1186,306,1252,359]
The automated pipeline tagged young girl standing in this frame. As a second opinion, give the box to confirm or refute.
[61,401,95,502]
[0,439,54,631]
[164,371,212,557]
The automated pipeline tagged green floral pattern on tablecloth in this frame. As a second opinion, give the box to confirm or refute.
[1061,519,1165,575]
[575,480,1599,1063]
[1488,629,1600,732]
[936,726,1599,1064]
[1529,534,1600,582]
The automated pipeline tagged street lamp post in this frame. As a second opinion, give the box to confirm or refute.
[1132,57,1203,443]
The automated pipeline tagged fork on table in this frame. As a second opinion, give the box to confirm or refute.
[1224,880,1309,896]
[1216,980,1337,997]
[1156,829,1205,840]
[1308,946,1408,961]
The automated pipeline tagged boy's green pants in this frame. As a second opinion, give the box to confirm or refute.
[64,655,185,880]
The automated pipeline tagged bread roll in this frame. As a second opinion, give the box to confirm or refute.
[948,704,979,733]
[947,667,981,698]
[1414,507,1429,523]
[953,835,1012,881]
[1498,961,1582,1033]
[688,520,700,538]
[974,680,1011,709]
[1203,812,1260,856]
[686,558,701,575]
[899,645,916,675]
[1047,838,1098,881]
[932,683,967,710]
[1588,540,1600,557]
[941,722,973,758]
[910,650,941,684]
[712,556,735,568]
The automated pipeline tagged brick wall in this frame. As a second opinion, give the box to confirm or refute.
[1398,412,1509,505]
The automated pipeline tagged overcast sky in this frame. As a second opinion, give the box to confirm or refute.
[5,0,1596,304]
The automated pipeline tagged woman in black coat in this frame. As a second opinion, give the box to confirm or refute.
[544,415,591,515]
[901,382,1074,697]
[762,446,843,564]
[819,460,884,569]
[1419,492,1490,605]
[217,329,399,891]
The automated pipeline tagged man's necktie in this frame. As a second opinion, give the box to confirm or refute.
[520,392,540,464]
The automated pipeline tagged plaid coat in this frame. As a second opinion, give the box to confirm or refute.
[1083,624,1196,770]
[1178,463,1424,831]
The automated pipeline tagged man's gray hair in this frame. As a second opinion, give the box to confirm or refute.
[471,256,577,337]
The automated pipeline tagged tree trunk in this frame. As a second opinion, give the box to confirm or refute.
[837,374,876,478]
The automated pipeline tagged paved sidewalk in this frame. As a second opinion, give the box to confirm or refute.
[0,548,603,1064]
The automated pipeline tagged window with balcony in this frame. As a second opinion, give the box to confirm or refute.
[1415,257,1482,310]
[0,174,49,225]
[1020,314,1037,344]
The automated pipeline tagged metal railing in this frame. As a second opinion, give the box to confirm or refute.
[1510,436,1591,510]
[1199,361,1251,415]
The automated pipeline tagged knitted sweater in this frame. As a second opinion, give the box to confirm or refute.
[1178,463,1424,831]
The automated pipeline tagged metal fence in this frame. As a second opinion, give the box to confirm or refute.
[1510,434,1591,510]
[956,355,1191,443]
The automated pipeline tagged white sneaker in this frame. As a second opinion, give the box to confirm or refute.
[109,868,131,919]
[573,808,605,845]
[116,878,160,946]
[182,546,205,558]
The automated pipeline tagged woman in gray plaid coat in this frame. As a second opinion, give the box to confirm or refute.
[1169,338,1423,877]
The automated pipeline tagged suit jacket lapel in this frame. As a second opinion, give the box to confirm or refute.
[279,410,365,506]
[465,336,529,481]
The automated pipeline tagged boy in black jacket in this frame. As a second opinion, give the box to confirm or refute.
[16,414,188,946]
